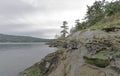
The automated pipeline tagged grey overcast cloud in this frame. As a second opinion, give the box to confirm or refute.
[0,0,112,39]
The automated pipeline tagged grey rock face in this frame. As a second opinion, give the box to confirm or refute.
[19,26,120,76]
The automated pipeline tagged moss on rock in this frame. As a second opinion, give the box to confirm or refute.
[83,56,111,68]
[24,65,41,76]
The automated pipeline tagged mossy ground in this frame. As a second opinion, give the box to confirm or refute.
[84,56,110,68]
[89,13,120,30]
[25,65,41,76]
[90,20,120,30]
[93,49,113,59]
[83,49,114,68]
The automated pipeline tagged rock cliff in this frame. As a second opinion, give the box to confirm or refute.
[18,26,120,76]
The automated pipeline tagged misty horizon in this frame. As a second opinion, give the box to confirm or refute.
[0,0,112,38]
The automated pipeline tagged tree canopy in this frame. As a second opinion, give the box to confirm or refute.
[73,0,120,32]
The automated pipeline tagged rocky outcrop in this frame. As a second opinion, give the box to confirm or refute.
[102,26,120,32]
[18,26,120,76]
[18,50,64,76]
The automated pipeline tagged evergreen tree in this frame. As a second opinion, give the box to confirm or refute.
[60,21,68,38]
[105,0,120,16]
[75,19,81,30]
[85,0,105,26]
[71,0,120,33]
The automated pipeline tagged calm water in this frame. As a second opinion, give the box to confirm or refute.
[0,43,56,76]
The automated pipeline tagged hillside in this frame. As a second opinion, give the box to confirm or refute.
[0,34,51,42]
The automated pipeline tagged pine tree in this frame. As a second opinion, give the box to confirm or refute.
[60,21,68,38]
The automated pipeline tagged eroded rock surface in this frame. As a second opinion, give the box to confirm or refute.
[18,26,120,76]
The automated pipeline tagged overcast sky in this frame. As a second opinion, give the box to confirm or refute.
[0,0,112,39]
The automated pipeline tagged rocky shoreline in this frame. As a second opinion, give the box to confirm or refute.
[18,26,120,76]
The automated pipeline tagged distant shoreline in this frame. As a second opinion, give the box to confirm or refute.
[0,42,46,44]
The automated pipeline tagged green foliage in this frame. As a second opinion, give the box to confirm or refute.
[75,20,87,31]
[85,0,105,27]
[72,0,120,32]
[91,20,120,30]
[105,0,120,16]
